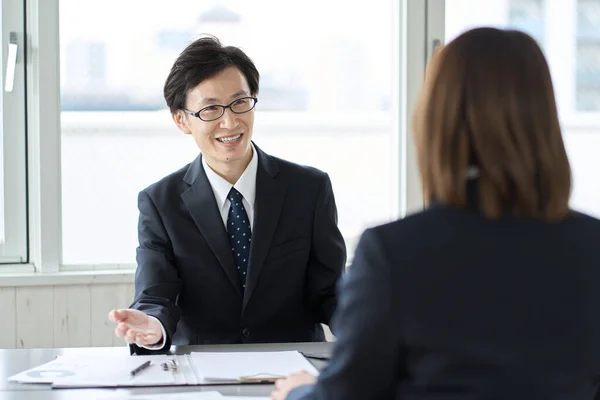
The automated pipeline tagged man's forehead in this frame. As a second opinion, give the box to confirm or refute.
[188,88,250,106]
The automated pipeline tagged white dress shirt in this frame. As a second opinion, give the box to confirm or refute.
[202,145,258,229]
[141,145,258,350]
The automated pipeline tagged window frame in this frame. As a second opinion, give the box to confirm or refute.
[24,0,62,273]
[0,0,28,266]
[13,0,429,274]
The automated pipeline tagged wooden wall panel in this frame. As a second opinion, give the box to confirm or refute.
[53,286,91,348]
[15,287,54,348]
[0,288,16,348]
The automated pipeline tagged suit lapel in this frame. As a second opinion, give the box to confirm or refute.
[180,155,243,299]
[244,146,286,309]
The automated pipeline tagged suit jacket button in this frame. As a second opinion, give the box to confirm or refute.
[242,328,250,338]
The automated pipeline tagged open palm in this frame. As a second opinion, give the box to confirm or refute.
[108,309,163,347]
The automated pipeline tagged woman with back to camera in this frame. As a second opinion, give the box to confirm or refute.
[272,27,600,400]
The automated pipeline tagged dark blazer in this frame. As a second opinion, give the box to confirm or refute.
[130,144,346,353]
[290,205,600,400]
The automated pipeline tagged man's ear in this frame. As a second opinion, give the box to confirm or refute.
[172,111,192,135]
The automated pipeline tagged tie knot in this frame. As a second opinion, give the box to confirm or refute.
[228,187,244,203]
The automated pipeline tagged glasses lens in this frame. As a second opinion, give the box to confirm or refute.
[199,106,224,121]
[231,97,255,113]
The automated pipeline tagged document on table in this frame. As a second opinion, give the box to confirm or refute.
[96,392,269,400]
[8,350,317,388]
[221,397,270,400]
[96,393,225,400]
[8,354,194,387]
[191,351,319,384]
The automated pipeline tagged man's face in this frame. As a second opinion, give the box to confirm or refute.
[173,66,255,167]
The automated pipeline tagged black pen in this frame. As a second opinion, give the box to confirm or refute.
[300,352,330,361]
[130,360,152,376]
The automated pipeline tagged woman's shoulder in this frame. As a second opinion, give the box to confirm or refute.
[366,206,600,249]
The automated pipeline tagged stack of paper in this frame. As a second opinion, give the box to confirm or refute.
[8,350,317,389]
[96,392,269,400]
[8,354,187,387]
[97,393,224,400]
[191,351,319,384]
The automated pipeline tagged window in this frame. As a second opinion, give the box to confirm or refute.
[576,0,600,111]
[444,0,600,218]
[59,1,400,265]
[508,0,545,43]
[0,1,28,264]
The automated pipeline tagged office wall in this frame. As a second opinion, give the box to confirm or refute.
[0,283,334,349]
[0,283,133,349]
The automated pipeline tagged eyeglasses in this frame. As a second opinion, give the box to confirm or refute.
[183,96,258,122]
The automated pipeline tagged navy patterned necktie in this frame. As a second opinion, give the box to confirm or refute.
[227,188,252,290]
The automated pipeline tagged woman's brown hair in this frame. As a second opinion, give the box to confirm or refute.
[413,27,571,221]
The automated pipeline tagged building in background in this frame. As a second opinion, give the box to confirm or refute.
[60,4,310,112]
[447,0,600,113]
[576,0,600,111]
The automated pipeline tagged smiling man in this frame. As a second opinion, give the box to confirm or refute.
[108,36,346,353]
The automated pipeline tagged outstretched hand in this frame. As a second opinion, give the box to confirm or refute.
[108,309,163,347]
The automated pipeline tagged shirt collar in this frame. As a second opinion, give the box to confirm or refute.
[201,143,258,211]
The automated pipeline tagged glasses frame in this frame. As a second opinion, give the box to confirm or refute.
[182,96,258,122]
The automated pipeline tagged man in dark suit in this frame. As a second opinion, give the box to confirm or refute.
[108,36,346,353]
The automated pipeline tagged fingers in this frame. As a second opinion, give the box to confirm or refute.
[123,328,143,345]
[107,310,117,323]
[271,379,288,400]
[108,309,129,323]
[270,392,282,400]
[270,388,284,400]
[116,326,160,346]
[114,322,128,338]
[110,309,162,346]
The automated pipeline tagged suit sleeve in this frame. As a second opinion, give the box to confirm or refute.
[130,189,183,354]
[290,229,402,400]
[307,173,347,326]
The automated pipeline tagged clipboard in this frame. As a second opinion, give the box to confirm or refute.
[50,355,196,388]
[238,373,285,383]
[9,351,318,388]
[300,351,331,361]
